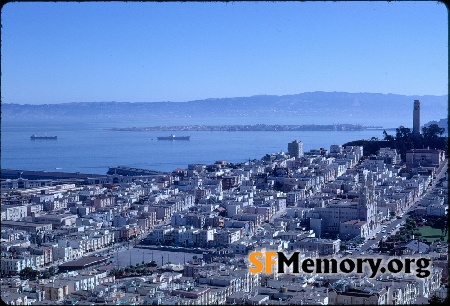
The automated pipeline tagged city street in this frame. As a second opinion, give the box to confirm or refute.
[354,158,448,256]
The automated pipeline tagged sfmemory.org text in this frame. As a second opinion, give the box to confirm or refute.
[248,251,431,278]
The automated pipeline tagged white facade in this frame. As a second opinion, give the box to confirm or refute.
[288,140,304,158]
[3,206,28,221]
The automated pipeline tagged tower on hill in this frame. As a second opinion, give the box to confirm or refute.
[413,100,420,135]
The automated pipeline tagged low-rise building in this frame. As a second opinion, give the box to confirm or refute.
[328,287,389,305]
[290,237,340,255]
[339,220,369,240]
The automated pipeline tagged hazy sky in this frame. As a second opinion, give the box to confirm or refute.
[1,1,448,104]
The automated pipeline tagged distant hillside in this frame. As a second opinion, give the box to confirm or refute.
[2,92,447,121]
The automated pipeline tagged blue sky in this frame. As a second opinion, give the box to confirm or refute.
[1,1,448,104]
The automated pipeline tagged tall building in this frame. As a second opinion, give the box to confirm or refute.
[413,100,420,135]
[287,140,303,158]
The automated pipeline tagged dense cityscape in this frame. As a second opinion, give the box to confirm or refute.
[1,101,448,305]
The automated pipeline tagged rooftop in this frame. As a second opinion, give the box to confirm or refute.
[58,256,108,269]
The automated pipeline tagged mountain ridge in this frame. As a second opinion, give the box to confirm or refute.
[2,91,447,120]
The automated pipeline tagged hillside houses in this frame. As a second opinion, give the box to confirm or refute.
[1,143,447,305]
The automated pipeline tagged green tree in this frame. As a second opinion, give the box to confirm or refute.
[41,271,51,279]
[19,267,39,280]
[395,126,412,141]
[383,130,395,141]
[343,123,447,163]
[422,124,445,139]
[263,154,272,162]
[273,181,283,191]
[48,266,57,276]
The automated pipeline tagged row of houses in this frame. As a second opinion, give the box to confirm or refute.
[1,143,447,304]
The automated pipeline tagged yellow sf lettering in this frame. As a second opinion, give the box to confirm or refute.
[249,251,263,274]
[265,252,277,274]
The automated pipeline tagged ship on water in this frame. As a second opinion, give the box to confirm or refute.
[157,134,190,140]
[30,134,57,140]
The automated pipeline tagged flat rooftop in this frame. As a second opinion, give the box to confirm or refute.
[58,256,108,269]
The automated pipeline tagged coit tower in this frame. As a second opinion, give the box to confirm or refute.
[413,100,420,135]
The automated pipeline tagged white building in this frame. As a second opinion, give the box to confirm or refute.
[288,140,304,159]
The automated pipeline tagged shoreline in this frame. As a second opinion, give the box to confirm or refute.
[107,124,393,132]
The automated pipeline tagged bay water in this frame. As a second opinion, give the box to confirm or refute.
[1,116,386,175]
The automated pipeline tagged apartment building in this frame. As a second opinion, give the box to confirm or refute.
[328,287,389,305]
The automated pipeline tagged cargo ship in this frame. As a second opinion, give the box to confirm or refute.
[30,134,57,140]
[157,134,190,140]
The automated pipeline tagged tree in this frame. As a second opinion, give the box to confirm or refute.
[263,154,273,162]
[273,181,283,191]
[383,130,395,141]
[41,271,51,279]
[344,123,447,163]
[19,267,39,280]
[395,126,412,141]
[422,124,445,139]
[48,266,57,276]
